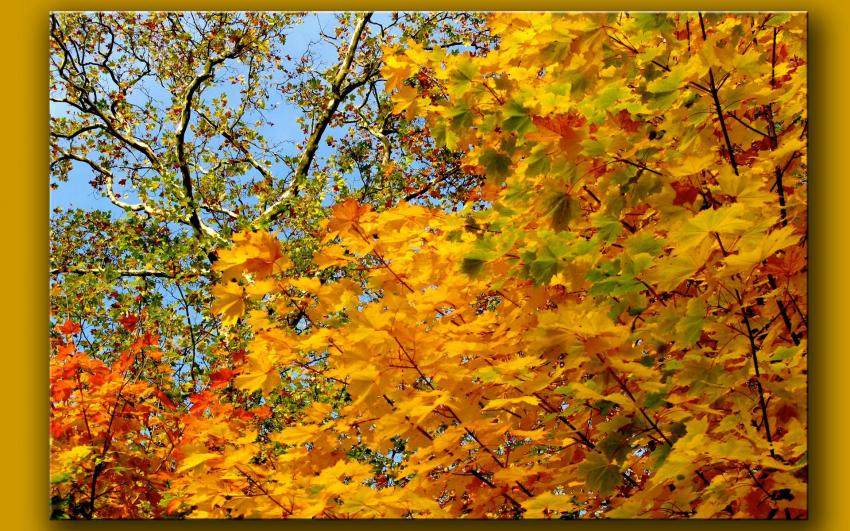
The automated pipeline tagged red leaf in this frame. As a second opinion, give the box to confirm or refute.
[114,351,136,373]
[531,112,587,156]
[615,109,641,133]
[671,180,701,206]
[119,314,139,331]
[154,388,176,410]
[166,498,183,515]
[51,380,76,402]
[57,319,81,336]
[209,368,236,389]
[532,112,586,138]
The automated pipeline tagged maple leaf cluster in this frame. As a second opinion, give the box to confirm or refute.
[50,12,807,519]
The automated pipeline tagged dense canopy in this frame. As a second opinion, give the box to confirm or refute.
[50,12,807,519]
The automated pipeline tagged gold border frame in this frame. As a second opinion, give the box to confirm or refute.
[11,2,838,529]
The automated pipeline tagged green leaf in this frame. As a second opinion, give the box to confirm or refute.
[633,172,662,200]
[646,67,684,94]
[581,138,607,156]
[598,432,631,463]
[625,233,665,256]
[578,452,622,495]
[594,215,623,242]
[451,59,480,86]
[461,238,499,278]
[546,193,577,232]
[50,472,72,484]
[643,391,668,409]
[461,258,486,278]
[479,149,512,182]
[633,13,674,32]
[528,255,558,286]
[770,345,802,362]
[433,122,460,150]
[503,100,534,134]
[589,277,643,297]
[675,298,705,347]
[624,252,654,276]
[650,443,672,470]
[526,148,551,176]
[582,82,630,124]
[447,103,474,130]
[664,359,684,371]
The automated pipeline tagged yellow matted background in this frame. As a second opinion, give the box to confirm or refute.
[2,1,842,529]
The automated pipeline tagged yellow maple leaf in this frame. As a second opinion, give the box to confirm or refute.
[392,85,423,120]
[211,281,245,326]
[233,352,280,396]
[381,46,417,93]
[214,230,287,279]
[314,244,352,270]
[672,204,754,252]
[482,395,540,410]
[723,225,801,276]
[177,451,222,474]
[270,424,319,446]
[521,492,578,518]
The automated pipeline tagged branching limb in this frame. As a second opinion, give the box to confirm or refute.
[50,124,103,140]
[356,108,392,168]
[404,166,463,202]
[256,12,374,226]
[196,109,276,197]
[734,288,778,459]
[174,39,248,243]
[54,151,168,218]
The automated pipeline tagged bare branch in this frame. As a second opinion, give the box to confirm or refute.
[51,16,163,170]
[727,111,769,138]
[200,203,239,221]
[84,104,163,170]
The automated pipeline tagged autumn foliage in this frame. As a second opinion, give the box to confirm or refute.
[50,326,180,518]
[50,12,807,519]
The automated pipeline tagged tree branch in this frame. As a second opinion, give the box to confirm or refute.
[605,29,710,94]
[700,13,739,176]
[50,267,209,279]
[727,112,769,138]
[356,109,391,168]
[50,124,103,140]
[256,12,373,226]
[403,166,462,202]
[174,41,247,244]
[55,151,168,218]
[533,392,640,489]
[735,288,777,459]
